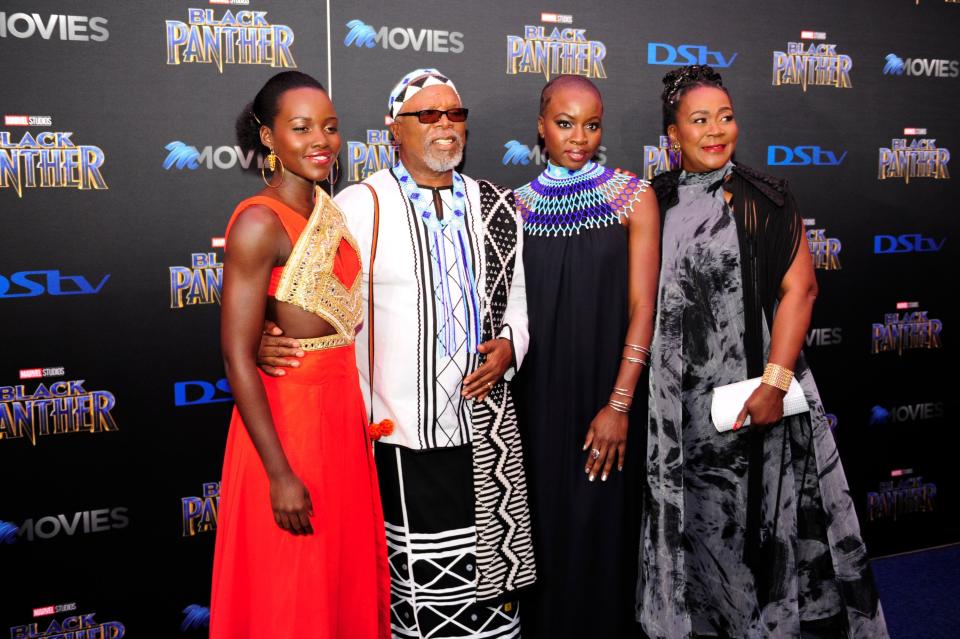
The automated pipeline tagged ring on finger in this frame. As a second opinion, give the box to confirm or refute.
[590,448,601,460]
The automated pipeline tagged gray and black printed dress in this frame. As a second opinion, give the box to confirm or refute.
[637,163,887,638]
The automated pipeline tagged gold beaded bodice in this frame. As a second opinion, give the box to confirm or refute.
[273,187,363,342]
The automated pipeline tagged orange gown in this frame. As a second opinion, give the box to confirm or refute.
[210,194,391,638]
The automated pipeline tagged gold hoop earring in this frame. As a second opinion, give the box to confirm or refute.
[261,149,284,188]
[327,157,340,185]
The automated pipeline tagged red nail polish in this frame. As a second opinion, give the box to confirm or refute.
[732,422,740,431]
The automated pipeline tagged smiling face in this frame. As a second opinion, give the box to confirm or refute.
[260,86,340,183]
[668,85,738,173]
[390,84,466,184]
[538,83,603,171]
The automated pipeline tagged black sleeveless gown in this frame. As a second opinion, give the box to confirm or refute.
[513,168,647,638]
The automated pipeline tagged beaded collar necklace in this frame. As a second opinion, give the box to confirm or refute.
[516,161,647,237]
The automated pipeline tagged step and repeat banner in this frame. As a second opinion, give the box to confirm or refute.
[2,0,957,634]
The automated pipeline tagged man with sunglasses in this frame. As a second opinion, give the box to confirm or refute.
[258,68,535,639]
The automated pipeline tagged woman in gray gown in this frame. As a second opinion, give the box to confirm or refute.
[637,65,888,638]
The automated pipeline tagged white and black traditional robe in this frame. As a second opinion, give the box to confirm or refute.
[335,168,536,639]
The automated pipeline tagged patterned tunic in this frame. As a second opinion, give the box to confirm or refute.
[335,169,536,639]
[638,164,888,638]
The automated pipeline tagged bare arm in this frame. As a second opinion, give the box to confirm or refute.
[736,225,818,429]
[584,188,660,481]
[221,207,313,534]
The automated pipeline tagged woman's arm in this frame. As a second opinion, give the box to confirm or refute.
[584,188,660,481]
[221,207,313,535]
[736,223,818,429]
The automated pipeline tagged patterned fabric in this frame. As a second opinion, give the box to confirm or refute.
[431,192,474,444]
[378,443,521,639]
[470,180,537,603]
[394,161,481,357]
[274,186,363,340]
[638,164,887,638]
[514,161,648,237]
[387,67,460,121]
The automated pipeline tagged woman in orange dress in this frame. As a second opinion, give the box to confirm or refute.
[210,71,390,638]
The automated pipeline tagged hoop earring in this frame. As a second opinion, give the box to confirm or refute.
[261,149,284,188]
[327,157,340,185]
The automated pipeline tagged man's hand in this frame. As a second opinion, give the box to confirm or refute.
[461,338,513,401]
[257,319,304,377]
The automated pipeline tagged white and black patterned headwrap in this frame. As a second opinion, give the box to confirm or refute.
[386,68,460,124]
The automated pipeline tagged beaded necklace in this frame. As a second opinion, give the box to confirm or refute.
[394,160,467,231]
[393,161,481,357]
[515,161,648,237]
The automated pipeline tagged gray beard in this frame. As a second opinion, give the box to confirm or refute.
[422,136,464,172]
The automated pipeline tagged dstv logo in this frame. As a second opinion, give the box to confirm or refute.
[767,145,846,166]
[344,19,463,53]
[502,140,607,166]
[0,271,109,298]
[174,379,232,406]
[647,43,737,68]
[874,234,945,254]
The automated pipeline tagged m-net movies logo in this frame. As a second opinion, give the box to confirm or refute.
[0,12,108,41]
[647,42,737,68]
[181,605,211,632]
[506,14,606,80]
[1,507,129,542]
[773,31,852,91]
[0,128,108,198]
[806,327,842,346]
[768,145,846,166]
[166,8,296,72]
[869,401,944,425]
[502,140,607,167]
[879,129,950,182]
[164,141,263,171]
[883,53,959,78]
[344,19,463,53]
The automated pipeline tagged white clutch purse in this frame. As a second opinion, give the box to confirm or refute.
[710,377,809,432]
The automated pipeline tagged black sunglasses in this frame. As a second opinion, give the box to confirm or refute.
[395,108,469,124]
